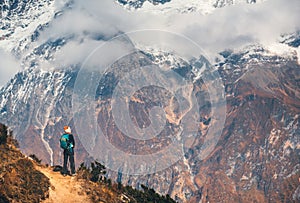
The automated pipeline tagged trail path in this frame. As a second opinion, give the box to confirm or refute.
[37,166,91,203]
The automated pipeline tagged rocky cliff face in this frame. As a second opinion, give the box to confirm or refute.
[0,67,89,167]
[87,46,300,202]
[2,44,299,202]
[0,0,300,202]
[193,50,300,202]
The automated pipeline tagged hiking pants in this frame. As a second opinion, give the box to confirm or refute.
[62,149,75,174]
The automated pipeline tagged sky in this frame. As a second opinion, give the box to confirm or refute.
[0,0,300,87]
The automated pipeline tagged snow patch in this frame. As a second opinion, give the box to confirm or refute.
[226,156,236,176]
[265,42,300,64]
[268,128,280,145]
[240,175,249,181]
[140,0,216,15]
[296,47,300,65]
[0,0,56,53]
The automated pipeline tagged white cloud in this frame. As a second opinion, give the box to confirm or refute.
[0,49,20,87]
[38,11,116,42]
[52,36,136,70]
[167,0,300,55]
[52,39,105,68]
[2,0,299,80]
[43,0,300,64]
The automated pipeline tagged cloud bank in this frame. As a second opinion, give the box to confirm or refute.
[0,49,20,87]
[42,0,300,66]
[1,0,300,85]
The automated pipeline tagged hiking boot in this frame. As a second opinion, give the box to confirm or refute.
[71,173,77,177]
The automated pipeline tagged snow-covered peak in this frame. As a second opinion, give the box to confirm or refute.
[116,0,267,15]
[219,43,298,67]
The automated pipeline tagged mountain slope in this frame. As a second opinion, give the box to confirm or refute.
[83,46,300,202]
[0,0,300,202]
[195,53,300,202]
[0,123,50,203]
[0,45,300,203]
[0,123,177,203]
[0,0,56,53]
[0,67,88,167]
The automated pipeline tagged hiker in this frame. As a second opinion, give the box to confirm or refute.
[60,126,76,176]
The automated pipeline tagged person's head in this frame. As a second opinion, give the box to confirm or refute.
[64,126,72,134]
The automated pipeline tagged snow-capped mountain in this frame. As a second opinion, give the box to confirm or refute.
[0,0,300,202]
[0,0,56,54]
[116,0,265,14]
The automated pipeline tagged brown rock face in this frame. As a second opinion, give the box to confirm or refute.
[0,48,299,202]
[92,51,300,202]
[193,58,300,202]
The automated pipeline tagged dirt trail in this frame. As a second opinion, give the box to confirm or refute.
[37,166,91,203]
